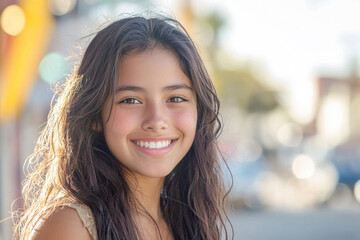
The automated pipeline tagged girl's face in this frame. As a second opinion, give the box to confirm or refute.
[102,47,197,179]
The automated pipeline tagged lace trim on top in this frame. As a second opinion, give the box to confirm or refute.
[62,202,98,240]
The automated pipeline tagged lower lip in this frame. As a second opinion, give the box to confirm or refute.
[132,140,177,156]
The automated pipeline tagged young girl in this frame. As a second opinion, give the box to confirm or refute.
[15,16,232,240]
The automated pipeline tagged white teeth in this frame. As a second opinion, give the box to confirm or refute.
[135,140,172,149]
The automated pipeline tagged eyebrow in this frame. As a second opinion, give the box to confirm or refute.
[115,83,193,93]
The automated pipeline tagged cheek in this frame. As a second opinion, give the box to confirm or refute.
[105,109,140,136]
[173,107,197,135]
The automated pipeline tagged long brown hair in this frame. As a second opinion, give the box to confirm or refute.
[16,15,232,240]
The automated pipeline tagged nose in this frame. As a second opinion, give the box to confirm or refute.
[142,101,168,132]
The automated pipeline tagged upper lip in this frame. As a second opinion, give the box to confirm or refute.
[131,137,178,142]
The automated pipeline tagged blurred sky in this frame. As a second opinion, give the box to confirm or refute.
[194,0,360,81]
[187,0,360,123]
[90,0,360,86]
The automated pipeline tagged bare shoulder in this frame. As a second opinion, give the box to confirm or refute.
[30,206,92,240]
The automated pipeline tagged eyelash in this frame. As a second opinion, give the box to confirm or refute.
[118,97,141,104]
[118,96,188,104]
[167,96,187,103]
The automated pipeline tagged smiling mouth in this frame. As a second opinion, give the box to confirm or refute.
[133,140,174,149]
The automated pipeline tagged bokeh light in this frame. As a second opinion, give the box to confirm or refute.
[255,171,284,208]
[318,85,350,146]
[328,183,354,209]
[354,179,360,203]
[292,155,316,179]
[305,163,338,203]
[277,122,303,147]
[236,139,263,162]
[0,5,26,36]
[39,52,69,83]
[287,80,316,124]
[48,0,77,16]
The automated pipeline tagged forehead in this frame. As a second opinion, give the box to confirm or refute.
[117,47,192,88]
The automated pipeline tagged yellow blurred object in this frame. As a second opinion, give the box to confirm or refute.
[177,0,219,93]
[0,0,54,122]
[178,0,195,35]
[1,5,26,36]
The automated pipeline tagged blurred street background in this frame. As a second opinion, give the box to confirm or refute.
[1,0,360,239]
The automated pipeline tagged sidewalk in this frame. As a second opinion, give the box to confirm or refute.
[228,207,360,240]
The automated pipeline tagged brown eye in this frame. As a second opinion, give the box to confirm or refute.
[168,96,187,103]
[119,98,141,104]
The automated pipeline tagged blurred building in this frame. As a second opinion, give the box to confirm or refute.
[314,75,360,187]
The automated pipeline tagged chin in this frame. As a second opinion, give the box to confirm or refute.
[136,166,174,179]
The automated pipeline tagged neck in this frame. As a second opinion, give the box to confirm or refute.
[126,174,173,240]
[127,173,165,220]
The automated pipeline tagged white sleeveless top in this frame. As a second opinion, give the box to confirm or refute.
[62,202,98,240]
